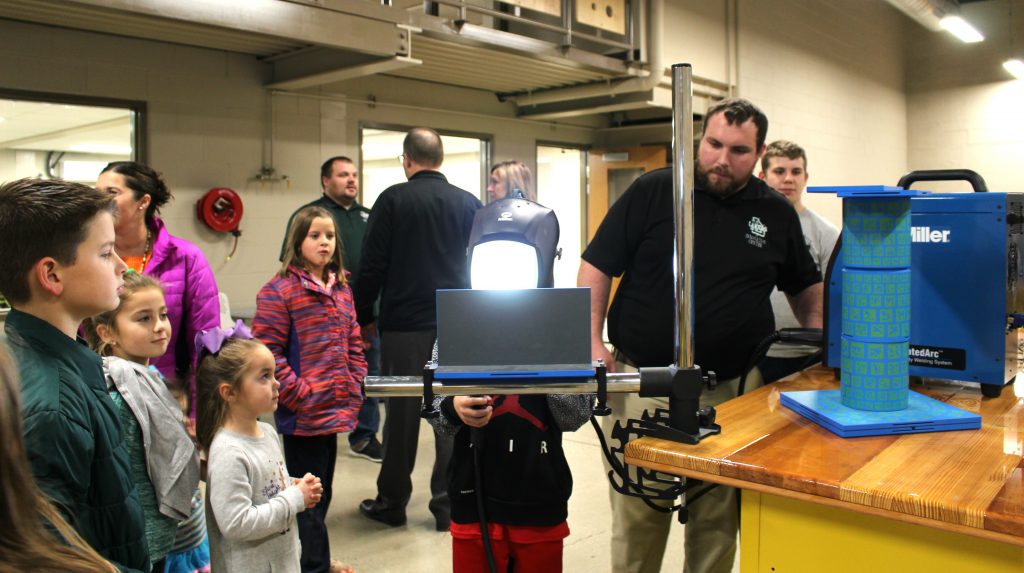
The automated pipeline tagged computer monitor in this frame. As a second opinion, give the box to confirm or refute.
[434,288,594,380]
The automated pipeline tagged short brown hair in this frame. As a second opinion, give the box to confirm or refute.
[320,156,356,185]
[279,206,347,285]
[403,127,444,167]
[0,178,116,305]
[703,98,769,150]
[761,140,807,173]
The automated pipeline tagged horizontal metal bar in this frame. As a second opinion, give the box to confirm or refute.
[364,372,641,397]
[434,0,634,50]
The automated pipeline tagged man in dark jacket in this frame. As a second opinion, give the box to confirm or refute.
[355,127,482,531]
[0,178,149,572]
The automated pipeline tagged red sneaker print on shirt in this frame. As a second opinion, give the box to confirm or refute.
[491,395,547,431]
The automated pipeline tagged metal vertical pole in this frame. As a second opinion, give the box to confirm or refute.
[671,64,695,369]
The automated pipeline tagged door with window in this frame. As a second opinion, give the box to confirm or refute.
[586,145,669,313]
[586,145,669,241]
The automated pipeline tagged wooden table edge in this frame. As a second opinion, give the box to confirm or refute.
[623,454,1024,548]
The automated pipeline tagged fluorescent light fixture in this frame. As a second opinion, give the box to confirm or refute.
[939,16,984,43]
[470,241,539,290]
[1004,59,1024,79]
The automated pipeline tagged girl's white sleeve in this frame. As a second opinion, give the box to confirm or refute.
[208,446,306,542]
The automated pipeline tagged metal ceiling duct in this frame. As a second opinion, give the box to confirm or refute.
[883,0,961,31]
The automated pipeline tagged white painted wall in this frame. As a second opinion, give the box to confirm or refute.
[0,19,598,315]
[740,0,910,227]
[5,0,1019,312]
[905,0,1024,194]
[662,0,732,86]
[657,0,910,228]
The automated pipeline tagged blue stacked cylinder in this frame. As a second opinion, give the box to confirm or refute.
[840,198,911,411]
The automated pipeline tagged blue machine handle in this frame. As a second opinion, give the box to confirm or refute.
[897,169,989,193]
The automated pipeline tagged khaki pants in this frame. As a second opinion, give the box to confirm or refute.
[601,363,762,573]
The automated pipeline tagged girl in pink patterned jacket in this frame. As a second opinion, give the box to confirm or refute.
[253,205,365,573]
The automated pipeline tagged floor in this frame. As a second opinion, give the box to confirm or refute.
[317,403,739,573]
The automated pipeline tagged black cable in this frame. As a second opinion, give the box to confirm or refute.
[471,427,498,573]
[738,328,824,396]
[589,416,683,513]
[738,332,782,397]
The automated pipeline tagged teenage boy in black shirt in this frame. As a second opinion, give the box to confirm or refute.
[578,98,822,573]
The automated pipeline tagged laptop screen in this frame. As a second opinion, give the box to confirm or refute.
[435,288,593,378]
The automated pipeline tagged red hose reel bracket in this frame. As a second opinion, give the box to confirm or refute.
[197,188,244,260]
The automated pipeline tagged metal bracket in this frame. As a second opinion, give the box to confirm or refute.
[420,362,440,419]
[591,363,723,523]
[592,360,612,416]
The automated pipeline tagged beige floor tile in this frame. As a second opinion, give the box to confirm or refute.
[324,403,735,573]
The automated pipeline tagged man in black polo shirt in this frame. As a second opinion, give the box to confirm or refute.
[578,99,822,573]
[355,127,482,532]
[280,156,384,463]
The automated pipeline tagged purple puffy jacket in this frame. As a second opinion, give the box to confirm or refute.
[145,217,220,416]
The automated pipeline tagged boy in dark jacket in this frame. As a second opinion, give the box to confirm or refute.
[429,390,592,573]
[0,178,149,572]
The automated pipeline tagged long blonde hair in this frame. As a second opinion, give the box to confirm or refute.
[0,345,117,572]
[279,206,346,285]
[491,161,535,202]
[195,337,267,452]
[82,271,165,357]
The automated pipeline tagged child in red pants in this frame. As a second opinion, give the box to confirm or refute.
[430,393,592,573]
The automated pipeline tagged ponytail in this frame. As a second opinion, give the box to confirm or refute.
[195,337,264,452]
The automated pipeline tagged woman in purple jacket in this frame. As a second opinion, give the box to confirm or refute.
[96,161,221,418]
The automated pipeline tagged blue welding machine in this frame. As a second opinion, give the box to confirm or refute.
[823,170,1024,397]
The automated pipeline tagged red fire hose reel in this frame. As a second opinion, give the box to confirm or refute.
[197,188,243,260]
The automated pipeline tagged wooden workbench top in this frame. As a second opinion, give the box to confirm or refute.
[624,366,1024,546]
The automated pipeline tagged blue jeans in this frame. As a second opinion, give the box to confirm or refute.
[349,328,381,445]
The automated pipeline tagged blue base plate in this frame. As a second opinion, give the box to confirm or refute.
[434,368,595,381]
[780,389,980,437]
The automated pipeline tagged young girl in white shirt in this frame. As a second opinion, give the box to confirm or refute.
[195,324,324,573]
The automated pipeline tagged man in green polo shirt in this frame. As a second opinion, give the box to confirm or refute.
[281,156,382,462]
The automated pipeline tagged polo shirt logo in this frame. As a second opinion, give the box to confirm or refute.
[748,217,767,238]
[746,216,768,248]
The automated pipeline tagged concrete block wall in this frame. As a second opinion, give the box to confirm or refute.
[740,0,910,227]
[0,18,598,314]
[2,0,1021,312]
[0,19,282,314]
[905,0,1024,194]
[659,0,910,228]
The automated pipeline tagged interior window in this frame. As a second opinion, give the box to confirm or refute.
[0,91,143,311]
[360,127,489,207]
[0,93,142,183]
